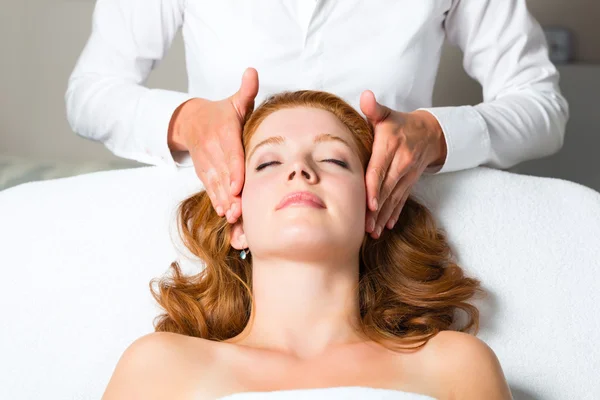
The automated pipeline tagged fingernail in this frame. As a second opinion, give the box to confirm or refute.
[368,217,375,232]
[372,197,378,211]
[226,209,232,220]
[388,219,396,229]
[375,225,382,237]
[230,181,236,194]
[217,206,224,216]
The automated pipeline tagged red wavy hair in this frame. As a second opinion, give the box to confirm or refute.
[150,90,484,350]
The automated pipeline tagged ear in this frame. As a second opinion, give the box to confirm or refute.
[229,219,248,250]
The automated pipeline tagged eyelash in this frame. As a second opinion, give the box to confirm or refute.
[256,159,348,171]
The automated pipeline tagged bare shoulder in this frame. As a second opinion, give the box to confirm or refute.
[101,332,214,400]
[422,331,513,400]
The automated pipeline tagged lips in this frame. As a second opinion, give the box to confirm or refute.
[276,191,326,210]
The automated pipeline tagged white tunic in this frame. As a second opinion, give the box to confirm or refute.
[66,0,568,175]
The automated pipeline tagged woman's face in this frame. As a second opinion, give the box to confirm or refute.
[235,107,367,260]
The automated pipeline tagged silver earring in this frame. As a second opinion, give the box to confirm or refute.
[240,248,250,260]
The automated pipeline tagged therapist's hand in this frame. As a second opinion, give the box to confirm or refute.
[168,68,259,223]
[360,90,447,239]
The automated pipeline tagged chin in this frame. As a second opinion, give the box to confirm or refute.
[277,225,334,241]
[266,243,344,262]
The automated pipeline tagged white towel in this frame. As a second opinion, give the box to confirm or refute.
[217,387,436,399]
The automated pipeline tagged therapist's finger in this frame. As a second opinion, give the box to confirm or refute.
[228,67,259,197]
[360,90,391,124]
[220,128,244,219]
[226,147,245,198]
[386,188,411,230]
[226,196,242,224]
[364,130,397,215]
[360,90,394,212]
[365,149,395,216]
[373,177,406,238]
[215,143,237,217]
[380,162,426,234]
[187,134,218,214]
[221,129,244,223]
[376,149,413,216]
[192,141,230,217]
[231,68,259,119]
[375,179,410,236]
[196,167,225,217]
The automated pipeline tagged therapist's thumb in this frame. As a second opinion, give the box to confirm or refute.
[231,67,259,122]
[360,90,392,125]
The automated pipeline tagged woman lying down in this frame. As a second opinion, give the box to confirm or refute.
[102,91,513,400]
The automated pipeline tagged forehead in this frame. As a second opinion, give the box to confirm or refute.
[250,107,353,143]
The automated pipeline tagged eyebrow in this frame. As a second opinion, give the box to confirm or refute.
[247,133,355,162]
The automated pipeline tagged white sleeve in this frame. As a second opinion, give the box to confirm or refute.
[65,0,195,167]
[420,0,569,174]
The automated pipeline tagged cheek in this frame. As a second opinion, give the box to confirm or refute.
[333,176,367,228]
[344,178,367,210]
[337,179,368,241]
[240,177,270,218]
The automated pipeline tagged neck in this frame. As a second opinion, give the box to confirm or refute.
[226,254,365,360]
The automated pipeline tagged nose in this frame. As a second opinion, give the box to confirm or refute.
[288,160,318,183]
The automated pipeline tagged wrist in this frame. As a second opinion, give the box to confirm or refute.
[168,98,198,152]
[412,110,447,169]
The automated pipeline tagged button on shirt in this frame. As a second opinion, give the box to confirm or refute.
[65,0,569,174]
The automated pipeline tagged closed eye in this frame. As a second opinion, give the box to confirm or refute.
[325,159,348,168]
[255,159,348,171]
[255,161,280,171]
